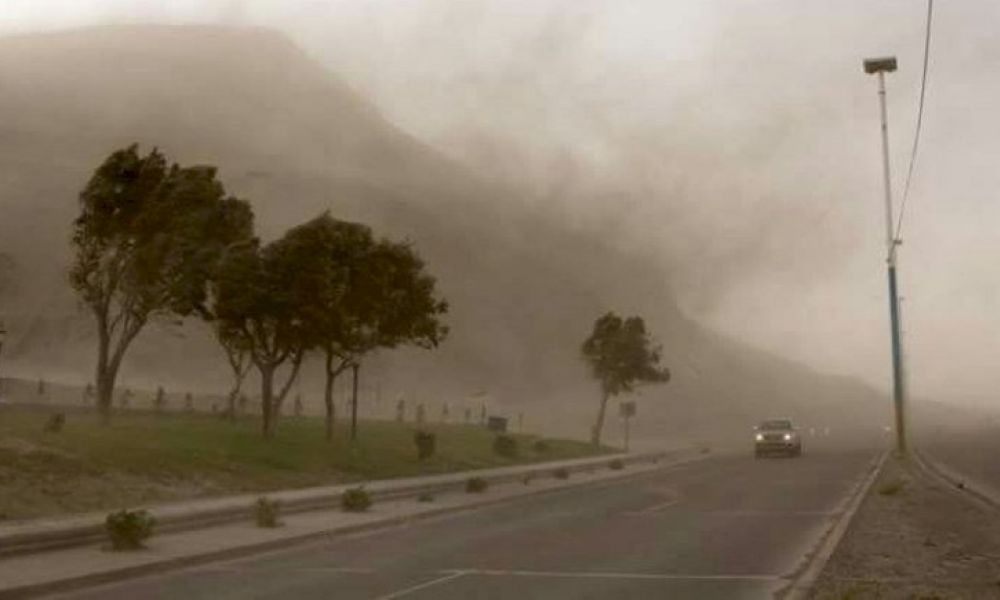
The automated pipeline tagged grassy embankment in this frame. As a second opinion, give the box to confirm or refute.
[0,404,608,520]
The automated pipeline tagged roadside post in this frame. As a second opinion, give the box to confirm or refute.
[862,56,908,454]
[620,401,636,452]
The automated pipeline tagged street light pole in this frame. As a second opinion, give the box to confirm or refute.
[864,56,907,454]
[0,320,6,398]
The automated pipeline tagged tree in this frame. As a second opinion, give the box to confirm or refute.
[279,213,448,442]
[214,321,253,421]
[581,312,670,446]
[210,238,310,438]
[69,145,253,422]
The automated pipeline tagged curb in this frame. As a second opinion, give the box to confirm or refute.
[0,449,684,558]
[782,449,889,600]
[0,452,710,599]
[911,449,1000,511]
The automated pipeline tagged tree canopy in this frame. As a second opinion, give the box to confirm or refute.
[277,213,448,441]
[581,312,670,445]
[70,144,253,420]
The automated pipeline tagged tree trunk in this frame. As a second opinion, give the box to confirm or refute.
[95,324,113,423]
[260,364,275,439]
[324,352,337,442]
[591,391,610,447]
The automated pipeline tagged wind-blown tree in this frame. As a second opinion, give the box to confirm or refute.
[69,145,253,421]
[283,213,448,442]
[581,312,670,446]
[211,238,311,438]
[215,321,253,421]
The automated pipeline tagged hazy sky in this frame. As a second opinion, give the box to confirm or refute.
[3,1,999,406]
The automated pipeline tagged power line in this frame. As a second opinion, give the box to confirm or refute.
[892,0,934,250]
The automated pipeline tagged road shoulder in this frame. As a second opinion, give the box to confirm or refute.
[808,452,1000,599]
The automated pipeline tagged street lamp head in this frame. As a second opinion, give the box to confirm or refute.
[863,56,898,74]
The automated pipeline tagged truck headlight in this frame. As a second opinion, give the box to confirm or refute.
[783,433,792,441]
[755,433,764,442]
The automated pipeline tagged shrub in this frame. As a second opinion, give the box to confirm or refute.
[414,430,436,461]
[878,479,907,496]
[105,509,155,550]
[553,467,570,480]
[493,434,518,458]
[44,413,65,433]
[533,439,552,454]
[342,486,373,512]
[609,458,625,471]
[255,497,281,528]
[466,477,489,493]
[417,492,435,503]
[521,474,533,485]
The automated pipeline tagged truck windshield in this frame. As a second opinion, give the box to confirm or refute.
[759,420,793,430]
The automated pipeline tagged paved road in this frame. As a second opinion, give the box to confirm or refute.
[54,444,879,600]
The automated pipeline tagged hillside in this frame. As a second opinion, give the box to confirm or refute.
[0,25,888,443]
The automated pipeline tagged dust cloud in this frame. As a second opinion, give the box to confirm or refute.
[0,1,997,443]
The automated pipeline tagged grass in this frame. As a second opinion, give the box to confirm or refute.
[0,404,607,520]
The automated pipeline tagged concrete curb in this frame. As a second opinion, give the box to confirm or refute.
[0,451,709,599]
[0,448,690,558]
[911,449,1000,511]
[782,449,889,600]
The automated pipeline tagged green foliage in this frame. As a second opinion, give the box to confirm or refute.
[493,434,518,458]
[275,213,449,440]
[533,439,552,454]
[553,467,571,480]
[582,312,670,396]
[341,486,373,512]
[69,145,254,419]
[465,477,489,493]
[417,492,435,503]
[255,497,281,528]
[609,458,625,470]
[105,509,155,550]
[414,430,436,461]
[581,312,669,445]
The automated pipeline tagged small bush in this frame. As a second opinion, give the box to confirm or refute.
[609,458,625,471]
[417,492,435,503]
[255,497,281,528]
[493,434,518,458]
[878,479,907,496]
[553,467,570,480]
[700,446,711,455]
[414,430,436,461]
[466,477,489,493]
[342,486,373,512]
[44,413,65,433]
[533,439,552,454]
[521,474,533,485]
[105,509,155,551]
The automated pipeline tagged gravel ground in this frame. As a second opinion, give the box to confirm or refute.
[810,454,1000,599]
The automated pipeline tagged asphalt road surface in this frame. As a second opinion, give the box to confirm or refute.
[54,444,879,600]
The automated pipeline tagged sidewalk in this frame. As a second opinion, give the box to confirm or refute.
[0,450,707,598]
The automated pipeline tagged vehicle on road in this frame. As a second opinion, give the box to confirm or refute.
[754,419,802,458]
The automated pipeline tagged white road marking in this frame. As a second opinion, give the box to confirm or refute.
[452,568,782,582]
[373,570,467,599]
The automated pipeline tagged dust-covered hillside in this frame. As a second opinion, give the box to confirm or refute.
[0,25,888,443]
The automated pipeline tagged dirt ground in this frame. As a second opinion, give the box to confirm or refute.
[811,454,1000,599]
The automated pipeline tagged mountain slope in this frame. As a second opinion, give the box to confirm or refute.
[0,25,886,442]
